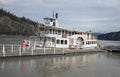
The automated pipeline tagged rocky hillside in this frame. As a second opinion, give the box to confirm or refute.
[0,9,38,36]
[98,31,120,41]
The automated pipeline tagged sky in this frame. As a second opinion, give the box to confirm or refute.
[0,0,120,33]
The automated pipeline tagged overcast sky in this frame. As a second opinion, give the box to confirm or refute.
[0,0,120,33]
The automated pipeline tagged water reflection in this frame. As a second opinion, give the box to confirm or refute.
[0,61,4,71]
[1,52,120,77]
[0,53,98,77]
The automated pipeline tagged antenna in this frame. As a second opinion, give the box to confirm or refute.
[53,11,55,18]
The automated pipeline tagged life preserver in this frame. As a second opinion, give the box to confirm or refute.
[46,42,51,47]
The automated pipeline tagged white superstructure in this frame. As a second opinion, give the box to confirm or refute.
[34,13,98,49]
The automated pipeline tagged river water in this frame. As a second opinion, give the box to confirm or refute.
[98,40,120,47]
[0,40,120,77]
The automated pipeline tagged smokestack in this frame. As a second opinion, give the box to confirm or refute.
[55,13,58,19]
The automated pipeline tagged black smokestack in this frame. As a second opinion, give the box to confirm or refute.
[55,13,58,19]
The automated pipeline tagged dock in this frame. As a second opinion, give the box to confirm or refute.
[0,44,103,58]
[103,46,120,52]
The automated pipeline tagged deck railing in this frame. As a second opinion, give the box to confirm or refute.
[0,44,67,57]
[0,44,22,57]
[0,44,99,58]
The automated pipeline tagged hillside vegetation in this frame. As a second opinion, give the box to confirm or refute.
[98,31,120,41]
[0,9,38,36]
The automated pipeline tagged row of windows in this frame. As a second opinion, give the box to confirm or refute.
[86,41,97,45]
[42,30,81,36]
[57,39,68,45]
[39,37,55,42]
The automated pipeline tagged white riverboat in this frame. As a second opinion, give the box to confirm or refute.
[32,13,98,49]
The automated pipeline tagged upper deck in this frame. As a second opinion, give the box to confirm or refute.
[35,13,97,40]
[38,26,97,40]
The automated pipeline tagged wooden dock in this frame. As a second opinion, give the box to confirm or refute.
[103,46,120,52]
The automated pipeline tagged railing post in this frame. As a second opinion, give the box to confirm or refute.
[63,48,64,54]
[31,47,33,55]
[44,46,45,54]
[11,45,13,53]
[54,40,56,54]
[34,41,36,50]
[2,45,5,57]
[19,45,21,56]
[1,61,5,71]
[54,47,55,54]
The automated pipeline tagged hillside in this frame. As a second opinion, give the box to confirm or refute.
[92,33,102,36]
[98,31,120,41]
[0,9,38,36]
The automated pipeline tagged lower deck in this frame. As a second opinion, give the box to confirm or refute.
[0,46,103,58]
[29,36,98,49]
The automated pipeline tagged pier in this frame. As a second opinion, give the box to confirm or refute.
[103,46,120,52]
[0,44,102,58]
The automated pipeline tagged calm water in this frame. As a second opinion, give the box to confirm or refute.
[0,40,120,77]
[0,52,120,77]
[98,40,120,47]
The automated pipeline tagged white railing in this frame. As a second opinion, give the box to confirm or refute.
[0,44,67,57]
[0,44,22,57]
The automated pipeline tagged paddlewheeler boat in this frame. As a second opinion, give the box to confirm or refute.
[29,13,98,49]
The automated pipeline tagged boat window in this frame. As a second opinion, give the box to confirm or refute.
[39,37,42,41]
[86,41,88,44]
[89,41,91,44]
[53,22,55,26]
[88,41,89,44]
[57,40,59,44]
[61,40,63,44]
[50,29,52,34]
[65,40,67,44]
[50,19,53,22]
[83,41,84,45]
[44,37,47,42]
